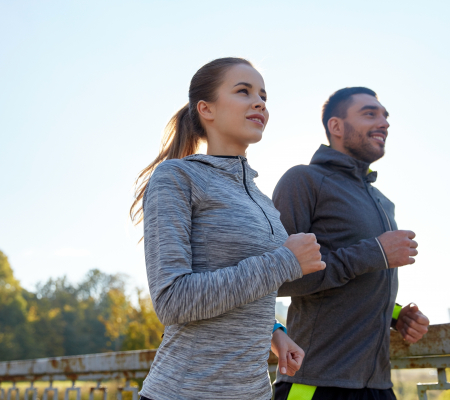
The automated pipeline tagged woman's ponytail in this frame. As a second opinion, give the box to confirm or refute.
[130,57,253,226]
[130,103,201,224]
[165,104,201,160]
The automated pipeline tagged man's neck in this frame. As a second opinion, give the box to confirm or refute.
[330,143,354,160]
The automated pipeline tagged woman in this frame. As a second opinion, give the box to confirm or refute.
[130,57,325,400]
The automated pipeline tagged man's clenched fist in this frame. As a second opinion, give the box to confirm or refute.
[396,303,430,343]
[377,230,418,268]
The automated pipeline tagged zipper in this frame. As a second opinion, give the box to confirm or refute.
[240,158,274,236]
[366,267,392,386]
[364,180,385,232]
[378,199,393,231]
[364,179,391,386]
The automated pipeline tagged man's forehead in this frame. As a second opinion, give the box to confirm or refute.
[350,93,386,112]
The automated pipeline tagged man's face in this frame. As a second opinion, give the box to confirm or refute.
[341,94,389,163]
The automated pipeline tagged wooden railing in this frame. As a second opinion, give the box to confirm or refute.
[1,324,449,400]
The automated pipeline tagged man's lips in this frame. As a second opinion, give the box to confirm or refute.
[369,132,387,145]
[246,114,265,126]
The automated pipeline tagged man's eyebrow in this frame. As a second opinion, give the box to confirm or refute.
[234,81,266,94]
[359,105,389,117]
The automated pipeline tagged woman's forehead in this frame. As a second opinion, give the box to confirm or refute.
[223,64,265,89]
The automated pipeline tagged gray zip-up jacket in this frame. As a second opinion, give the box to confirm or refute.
[273,145,398,390]
[140,154,303,400]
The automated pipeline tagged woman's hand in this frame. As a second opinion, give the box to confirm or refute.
[271,328,305,376]
[283,233,325,275]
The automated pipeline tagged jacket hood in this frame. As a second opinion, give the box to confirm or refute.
[183,154,259,179]
[311,145,377,183]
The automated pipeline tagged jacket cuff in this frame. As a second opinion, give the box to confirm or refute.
[375,237,389,269]
[275,246,303,281]
[353,237,390,274]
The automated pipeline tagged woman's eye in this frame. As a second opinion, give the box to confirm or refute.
[238,88,249,95]
[261,96,267,102]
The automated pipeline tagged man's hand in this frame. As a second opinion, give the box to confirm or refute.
[377,230,418,268]
[271,328,305,376]
[396,303,430,343]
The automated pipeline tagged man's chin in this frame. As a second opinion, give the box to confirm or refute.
[346,146,385,163]
[366,149,385,163]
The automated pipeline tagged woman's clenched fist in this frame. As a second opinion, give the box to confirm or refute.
[283,233,326,275]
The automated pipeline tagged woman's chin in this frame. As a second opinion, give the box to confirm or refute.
[245,131,264,145]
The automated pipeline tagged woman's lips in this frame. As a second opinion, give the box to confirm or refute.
[246,114,265,126]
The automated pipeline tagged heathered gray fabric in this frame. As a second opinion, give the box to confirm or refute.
[273,145,398,390]
[140,154,302,400]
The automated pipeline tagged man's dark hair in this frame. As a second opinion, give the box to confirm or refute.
[322,87,377,141]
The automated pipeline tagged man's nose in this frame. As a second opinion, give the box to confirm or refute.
[378,116,390,130]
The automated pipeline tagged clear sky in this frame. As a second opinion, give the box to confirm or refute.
[1,1,449,323]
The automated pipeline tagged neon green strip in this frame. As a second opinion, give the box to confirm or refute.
[392,304,402,320]
[287,383,317,400]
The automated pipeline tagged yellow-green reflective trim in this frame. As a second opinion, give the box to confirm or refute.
[392,304,402,320]
[287,383,317,400]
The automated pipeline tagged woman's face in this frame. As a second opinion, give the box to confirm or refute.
[201,64,269,154]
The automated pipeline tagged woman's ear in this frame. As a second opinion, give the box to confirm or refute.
[197,100,215,122]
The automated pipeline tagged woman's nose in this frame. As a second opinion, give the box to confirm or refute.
[253,98,266,110]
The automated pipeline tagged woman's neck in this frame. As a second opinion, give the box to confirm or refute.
[206,141,247,157]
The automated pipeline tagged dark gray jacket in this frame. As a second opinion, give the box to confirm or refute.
[273,145,398,389]
[140,155,303,400]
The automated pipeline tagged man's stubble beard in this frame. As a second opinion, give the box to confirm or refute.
[342,121,385,164]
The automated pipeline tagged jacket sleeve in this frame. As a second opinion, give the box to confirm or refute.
[273,166,387,297]
[143,162,302,326]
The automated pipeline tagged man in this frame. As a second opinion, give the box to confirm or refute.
[273,87,430,400]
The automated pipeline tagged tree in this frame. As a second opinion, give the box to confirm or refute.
[0,250,164,361]
[30,270,128,356]
[121,290,164,351]
[0,250,36,360]
[99,288,130,351]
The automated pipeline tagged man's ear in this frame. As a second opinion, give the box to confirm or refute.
[328,117,344,141]
[197,100,215,122]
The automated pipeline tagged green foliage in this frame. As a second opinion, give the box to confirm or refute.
[121,290,164,351]
[0,249,163,361]
[0,250,37,359]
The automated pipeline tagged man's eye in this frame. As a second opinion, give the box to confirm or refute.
[366,112,374,116]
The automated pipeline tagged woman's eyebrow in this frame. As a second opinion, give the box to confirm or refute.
[234,82,266,94]
[234,82,252,88]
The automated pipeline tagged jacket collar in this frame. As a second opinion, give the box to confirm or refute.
[311,145,377,183]
[183,154,259,179]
